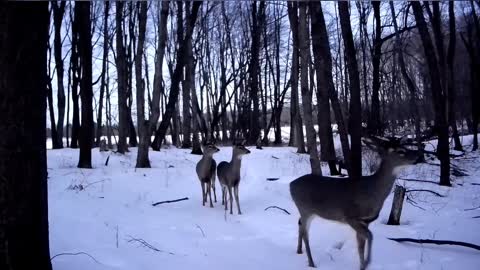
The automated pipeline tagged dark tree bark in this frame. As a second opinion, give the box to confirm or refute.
[150,1,169,136]
[70,3,80,149]
[287,2,306,153]
[412,2,450,186]
[181,2,193,148]
[447,1,463,151]
[151,1,202,151]
[0,2,53,269]
[310,1,340,175]
[76,1,93,168]
[52,1,66,148]
[338,2,362,178]
[247,1,265,145]
[116,1,129,153]
[298,2,321,175]
[369,1,383,136]
[389,2,421,144]
[135,1,150,168]
[96,1,109,147]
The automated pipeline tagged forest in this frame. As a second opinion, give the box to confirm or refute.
[1,1,480,270]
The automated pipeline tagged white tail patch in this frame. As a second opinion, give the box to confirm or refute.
[392,164,410,176]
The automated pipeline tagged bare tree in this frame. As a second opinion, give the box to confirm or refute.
[338,2,362,178]
[96,1,110,147]
[135,1,150,168]
[116,1,129,153]
[0,3,53,269]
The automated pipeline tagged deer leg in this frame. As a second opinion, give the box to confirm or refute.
[300,216,315,268]
[350,221,371,270]
[207,181,213,208]
[201,182,206,206]
[228,186,233,215]
[223,186,228,210]
[234,185,242,215]
[296,218,303,254]
[212,175,217,203]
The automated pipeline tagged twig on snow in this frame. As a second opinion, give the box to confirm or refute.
[388,238,480,251]
[266,178,280,181]
[126,235,175,255]
[399,178,438,185]
[264,206,291,215]
[406,189,445,197]
[152,197,189,206]
[51,252,101,264]
[105,155,110,166]
[464,206,480,211]
[195,224,206,238]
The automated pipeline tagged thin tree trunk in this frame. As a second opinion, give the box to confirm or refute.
[76,1,93,168]
[412,2,450,186]
[298,2,321,175]
[181,2,193,148]
[338,2,362,178]
[150,1,169,137]
[287,2,306,153]
[151,1,202,151]
[310,1,340,176]
[370,1,383,136]
[96,1,109,147]
[52,1,66,148]
[70,4,80,149]
[116,1,129,153]
[0,3,53,269]
[135,1,150,168]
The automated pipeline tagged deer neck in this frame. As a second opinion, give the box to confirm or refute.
[199,154,214,173]
[229,154,242,178]
[371,158,401,203]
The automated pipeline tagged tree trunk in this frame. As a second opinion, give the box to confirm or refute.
[52,1,66,148]
[96,1,109,147]
[181,2,193,149]
[412,2,450,186]
[298,2,321,175]
[151,1,202,151]
[135,1,150,168]
[370,1,383,136]
[387,185,406,225]
[287,2,306,153]
[338,2,362,178]
[70,3,80,149]
[310,1,339,176]
[76,1,93,169]
[247,1,265,145]
[150,1,169,136]
[116,1,129,153]
[447,1,463,151]
[0,2,53,269]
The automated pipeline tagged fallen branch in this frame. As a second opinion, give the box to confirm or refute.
[126,236,175,255]
[388,238,480,251]
[471,183,480,186]
[105,155,110,166]
[51,252,101,264]
[271,155,279,159]
[406,189,445,197]
[152,197,189,206]
[423,150,464,158]
[195,224,205,238]
[264,206,291,215]
[464,206,480,211]
[473,216,480,219]
[266,178,280,181]
[399,178,438,185]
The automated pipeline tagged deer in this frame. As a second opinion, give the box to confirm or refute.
[195,143,220,208]
[289,136,422,269]
[217,142,251,215]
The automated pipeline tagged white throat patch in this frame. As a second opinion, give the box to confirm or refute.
[392,165,410,176]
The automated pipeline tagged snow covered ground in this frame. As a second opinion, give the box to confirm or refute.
[47,136,480,270]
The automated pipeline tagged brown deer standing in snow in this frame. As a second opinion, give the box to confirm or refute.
[217,142,251,215]
[290,136,421,269]
[196,143,220,207]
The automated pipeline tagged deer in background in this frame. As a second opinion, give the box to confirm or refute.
[217,142,251,215]
[289,136,421,269]
[196,143,220,208]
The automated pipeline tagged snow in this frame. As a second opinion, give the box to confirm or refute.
[48,136,480,270]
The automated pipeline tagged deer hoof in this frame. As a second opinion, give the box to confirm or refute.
[308,262,316,268]
[210,204,214,208]
[296,249,303,254]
